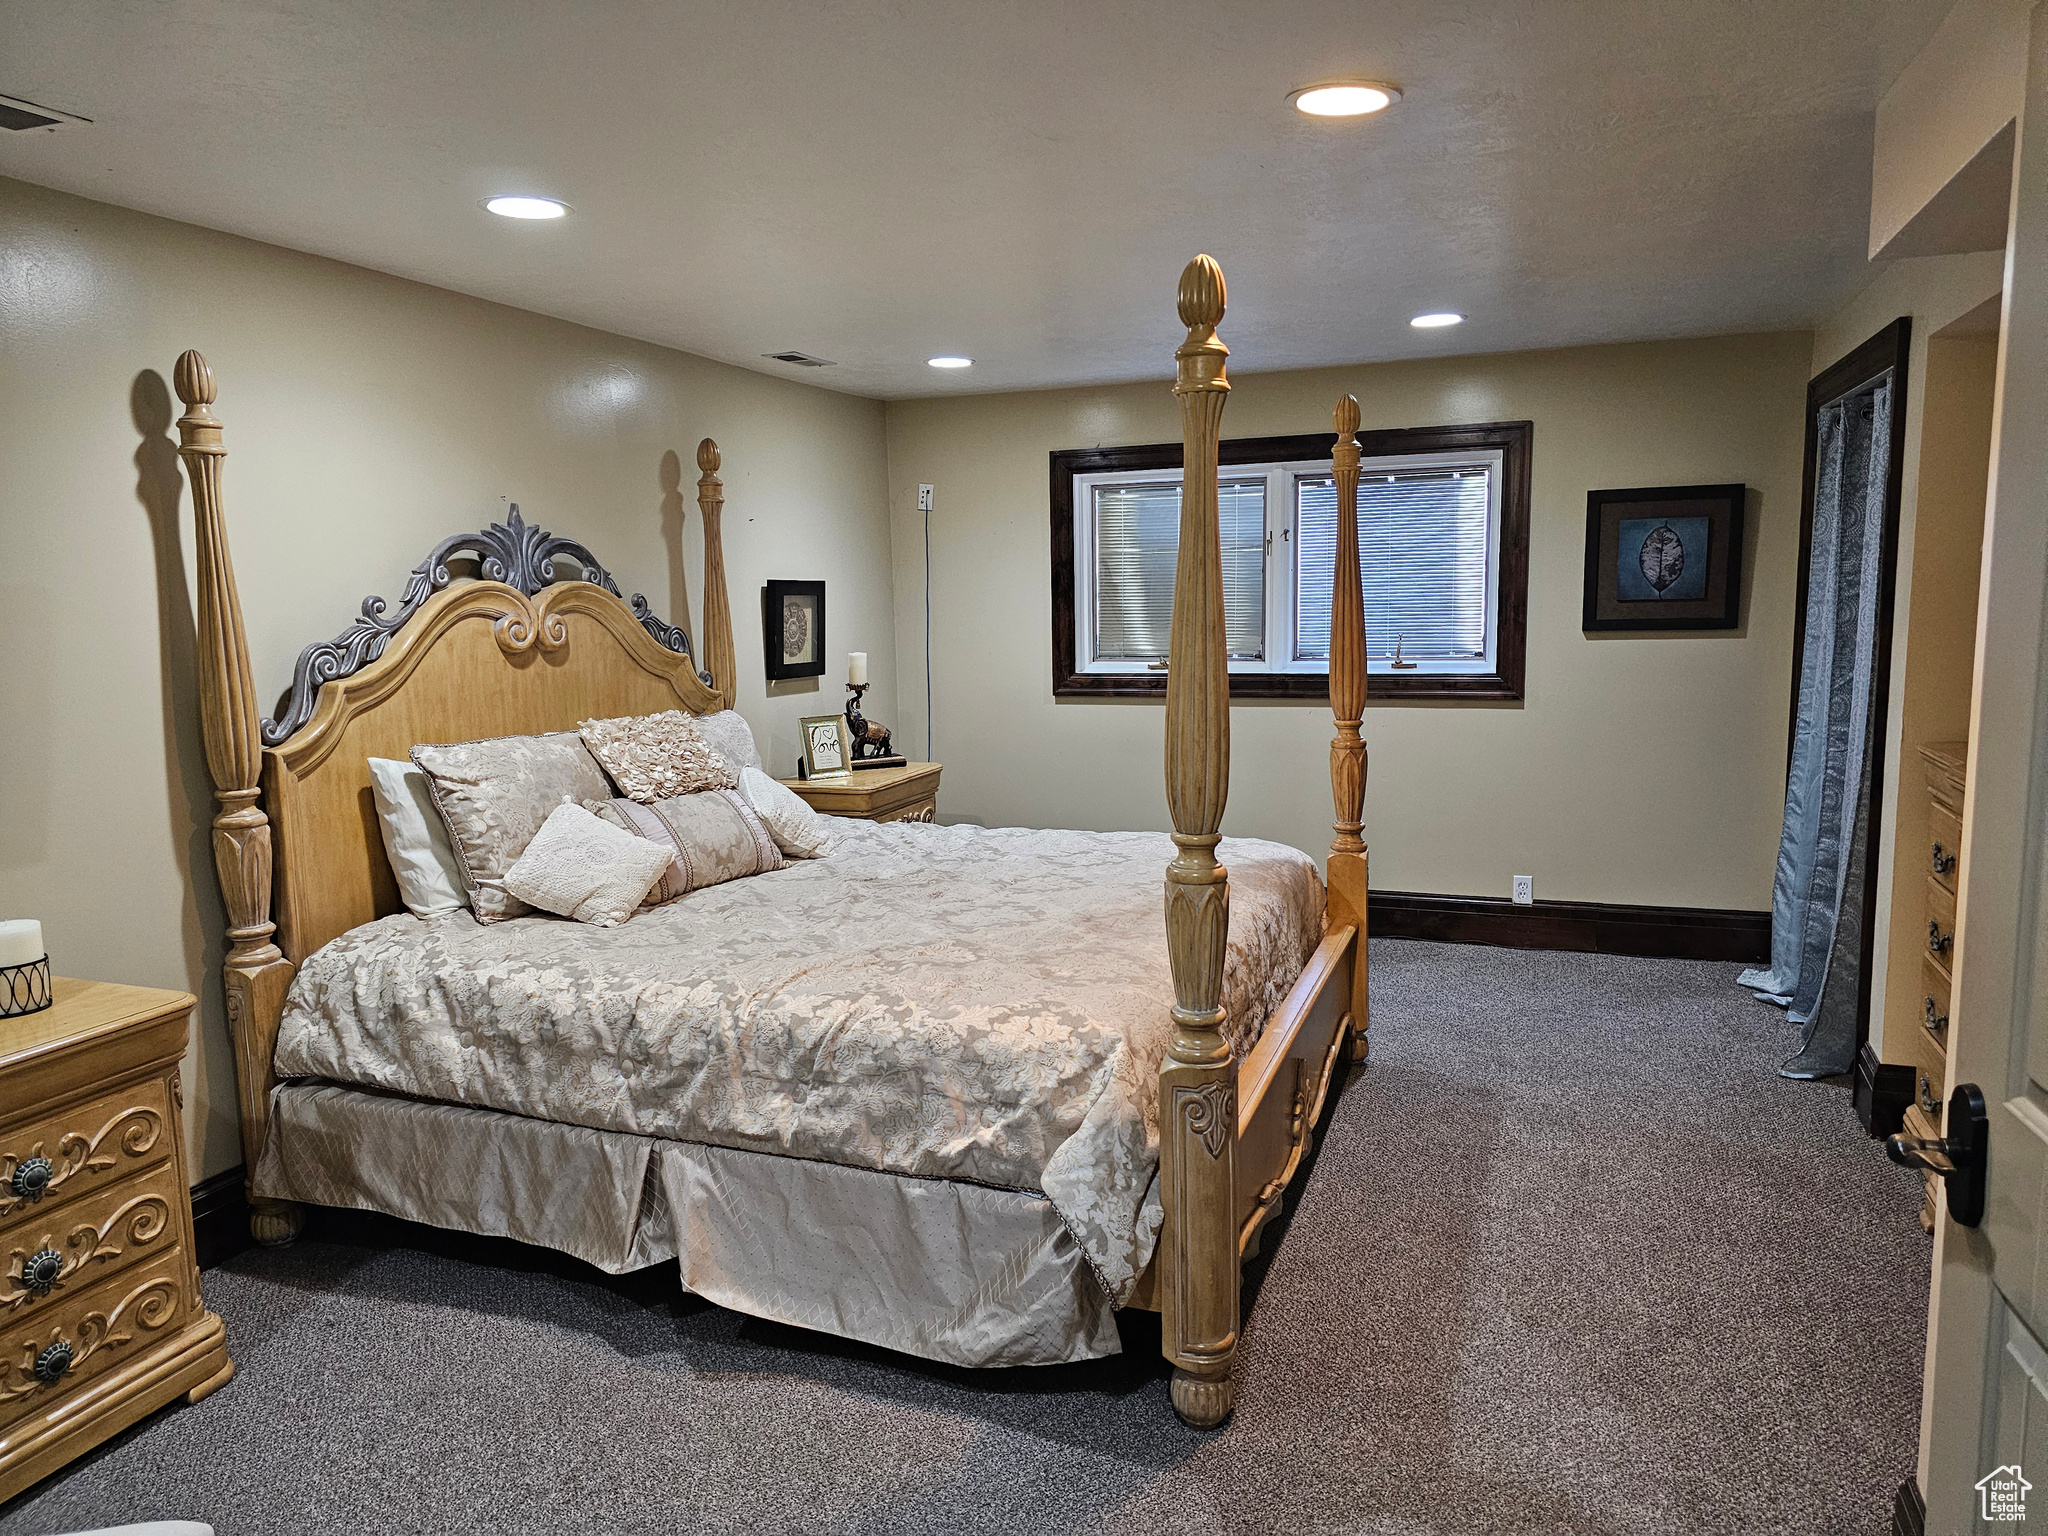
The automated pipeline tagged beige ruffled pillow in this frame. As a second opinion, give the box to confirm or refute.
[578,710,737,802]
[503,802,675,926]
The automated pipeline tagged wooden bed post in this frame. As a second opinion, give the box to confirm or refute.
[1327,396,1371,1059]
[174,351,303,1246]
[1159,255,1238,1429]
[696,438,738,711]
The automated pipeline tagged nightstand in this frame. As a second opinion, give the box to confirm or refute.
[1,978,233,1503]
[782,761,943,824]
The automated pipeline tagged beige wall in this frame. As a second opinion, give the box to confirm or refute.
[1871,0,2028,256]
[0,177,895,1180]
[884,332,1813,911]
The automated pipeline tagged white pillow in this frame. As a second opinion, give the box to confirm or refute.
[367,757,469,916]
[739,766,833,859]
[694,710,764,773]
[503,802,676,926]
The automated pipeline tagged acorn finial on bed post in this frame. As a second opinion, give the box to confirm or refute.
[174,349,304,1248]
[1328,395,1371,1062]
[1160,255,1238,1431]
[696,437,737,711]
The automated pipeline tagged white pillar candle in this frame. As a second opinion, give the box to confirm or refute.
[0,919,44,968]
[848,652,868,686]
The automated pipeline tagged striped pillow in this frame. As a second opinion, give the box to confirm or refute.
[584,788,783,906]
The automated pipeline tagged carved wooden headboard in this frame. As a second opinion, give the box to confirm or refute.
[261,511,724,968]
[171,350,736,1243]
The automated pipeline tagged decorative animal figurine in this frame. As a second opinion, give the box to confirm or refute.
[843,683,894,761]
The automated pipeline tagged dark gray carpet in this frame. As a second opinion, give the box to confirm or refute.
[2,941,1928,1536]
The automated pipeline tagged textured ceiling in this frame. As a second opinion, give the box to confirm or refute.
[0,0,1955,398]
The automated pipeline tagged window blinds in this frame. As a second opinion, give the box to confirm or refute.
[1092,479,1266,660]
[1294,468,1490,661]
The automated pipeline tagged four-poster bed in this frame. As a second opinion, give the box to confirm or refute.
[178,255,1372,1427]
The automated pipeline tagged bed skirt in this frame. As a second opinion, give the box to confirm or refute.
[251,1081,1122,1367]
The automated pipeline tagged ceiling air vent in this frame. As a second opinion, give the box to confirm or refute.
[0,94,92,132]
[764,352,835,368]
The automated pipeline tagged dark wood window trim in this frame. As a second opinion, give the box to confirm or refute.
[1788,317,1912,1052]
[1050,421,1531,701]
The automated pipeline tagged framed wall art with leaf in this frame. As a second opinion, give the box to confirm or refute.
[1582,484,1746,632]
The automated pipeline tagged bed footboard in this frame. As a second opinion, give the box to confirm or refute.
[1235,925,1355,1257]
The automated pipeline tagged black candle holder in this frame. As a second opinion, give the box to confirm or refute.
[1,955,51,1018]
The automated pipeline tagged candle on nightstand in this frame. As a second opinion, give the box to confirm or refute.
[848,651,868,686]
[0,919,44,968]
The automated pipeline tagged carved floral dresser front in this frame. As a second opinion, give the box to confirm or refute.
[0,977,232,1502]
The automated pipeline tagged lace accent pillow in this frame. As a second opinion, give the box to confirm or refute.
[578,710,738,802]
[411,732,613,923]
[585,788,783,905]
[738,766,833,860]
[693,709,764,773]
[503,803,676,927]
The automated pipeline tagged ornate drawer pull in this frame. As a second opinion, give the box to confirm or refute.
[1919,1070,1943,1117]
[1931,841,1957,877]
[9,1156,53,1202]
[1928,919,1954,958]
[1924,996,1949,1035]
[32,1339,73,1384]
[20,1248,64,1298]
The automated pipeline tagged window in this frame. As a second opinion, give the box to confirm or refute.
[1051,422,1530,700]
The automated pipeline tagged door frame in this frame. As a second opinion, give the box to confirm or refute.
[1914,2,2039,1526]
[1785,317,1913,1051]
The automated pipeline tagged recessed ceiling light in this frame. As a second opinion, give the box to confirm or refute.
[1410,312,1464,329]
[927,356,972,369]
[1289,80,1401,118]
[485,195,569,220]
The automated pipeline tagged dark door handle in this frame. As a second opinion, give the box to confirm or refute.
[1887,1082,1989,1226]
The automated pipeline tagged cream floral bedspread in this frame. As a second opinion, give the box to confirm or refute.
[274,820,1324,1301]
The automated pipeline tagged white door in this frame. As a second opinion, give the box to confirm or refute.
[1917,6,2048,1529]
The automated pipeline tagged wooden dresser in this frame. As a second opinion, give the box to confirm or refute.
[782,761,942,824]
[0,979,233,1502]
[1899,743,1966,1233]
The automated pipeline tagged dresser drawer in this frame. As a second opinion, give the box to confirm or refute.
[1929,802,1962,893]
[1904,1020,1948,1126]
[0,1079,174,1229]
[2,1163,184,1321]
[0,1245,190,1432]
[1925,878,1957,976]
[1920,955,1953,1057]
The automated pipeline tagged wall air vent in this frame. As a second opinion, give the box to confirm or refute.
[0,94,92,132]
[764,352,836,367]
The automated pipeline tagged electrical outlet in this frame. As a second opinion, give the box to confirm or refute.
[917,484,934,512]
[1512,875,1534,906]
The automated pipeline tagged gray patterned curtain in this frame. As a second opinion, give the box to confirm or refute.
[1739,376,1893,1078]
